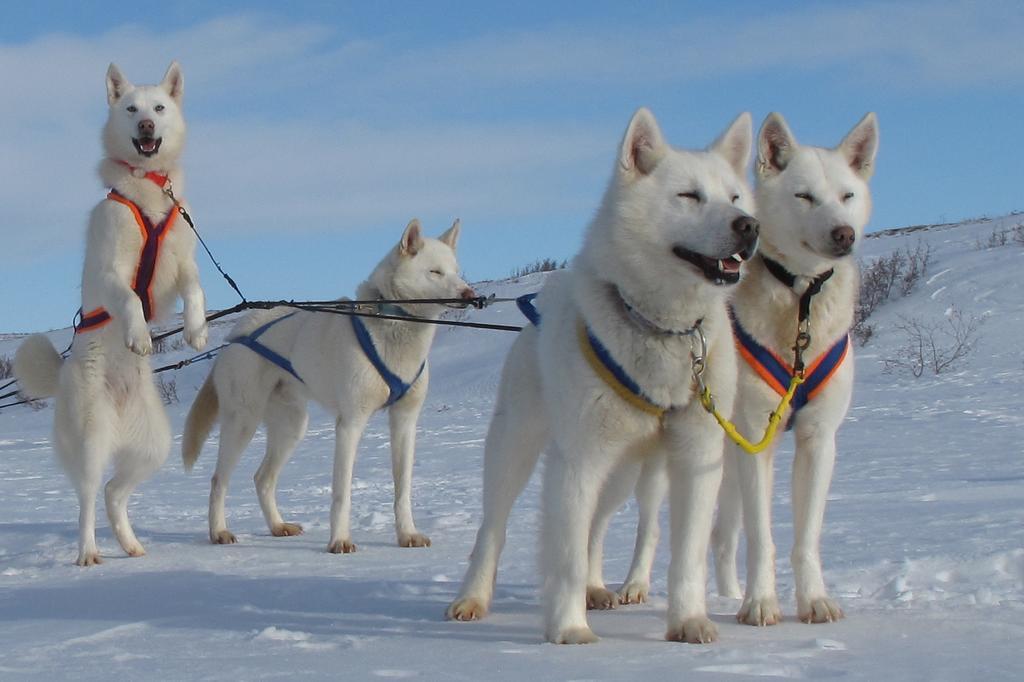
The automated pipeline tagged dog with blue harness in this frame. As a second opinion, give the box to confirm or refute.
[447,108,760,646]
[182,218,474,553]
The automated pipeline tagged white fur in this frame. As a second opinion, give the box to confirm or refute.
[181,220,473,551]
[12,62,207,566]
[712,112,879,625]
[446,109,759,644]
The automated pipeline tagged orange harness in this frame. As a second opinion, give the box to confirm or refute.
[77,168,177,334]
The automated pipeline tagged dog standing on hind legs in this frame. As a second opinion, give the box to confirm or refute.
[182,219,473,553]
[13,62,207,566]
[447,108,760,644]
[712,112,879,625]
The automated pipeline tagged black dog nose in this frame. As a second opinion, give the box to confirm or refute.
[732,215,760,238]
[832,225,856,250]
[138,119,155,136]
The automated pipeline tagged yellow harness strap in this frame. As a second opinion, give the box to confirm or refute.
[577,322,667,419]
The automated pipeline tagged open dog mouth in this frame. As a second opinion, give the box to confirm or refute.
[672,242,757,285]
[132,136,162,157]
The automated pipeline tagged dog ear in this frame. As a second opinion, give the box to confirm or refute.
[161,61,185,105]
[757,112,797,177]
[400,219,425,257]
[711,112,753,176]
[438,219,461,252]
[839,112,879,180]
[106,63,134,106]
[619,107,667,177]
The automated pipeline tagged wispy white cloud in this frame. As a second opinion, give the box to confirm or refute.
[1,2,1020,260]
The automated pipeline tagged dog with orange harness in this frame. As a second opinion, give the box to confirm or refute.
[14,62,207,566]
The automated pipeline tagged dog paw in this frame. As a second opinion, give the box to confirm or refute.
[185,323,208,351]
[446,597,488,621]
[124,542,146,557]
[586,586,618,611]
[75,551,103,567]
[737,595,782,626]
[125,327,152,356]
[799,596,844,624]
[271,522,304,537]
[666,616,718,644]
[547,626,599,645]
[398,532,431,548]
[617,580,650,605]
[211,530,238,545]
[328,539,357,554]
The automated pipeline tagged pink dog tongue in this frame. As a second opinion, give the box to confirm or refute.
[140,139,157,152]
[720,257,741,273]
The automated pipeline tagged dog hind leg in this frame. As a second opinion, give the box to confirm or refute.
[256,386,308,537]
[586,457,642,610]
[105,385,171,557]
[712,446,744,599]
[209,405,263,544]
[619,454,668,605]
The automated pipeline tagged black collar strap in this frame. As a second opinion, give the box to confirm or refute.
[761,255,835,375]
[761,255,834,319]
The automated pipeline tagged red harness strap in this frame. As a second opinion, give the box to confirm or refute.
[76,190,178,334]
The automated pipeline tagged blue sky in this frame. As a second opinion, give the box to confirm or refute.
[2,0,1022,331]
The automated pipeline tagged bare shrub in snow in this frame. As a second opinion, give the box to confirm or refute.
[854,241,931,346]
[511,258,567,279]
[0,355,12,380]
[900,240,932,296]
[1012,224,1024,246]
[884,308,982,377]
[156,376,178,405]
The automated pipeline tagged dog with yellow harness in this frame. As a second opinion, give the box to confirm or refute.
[447,108,759,644]
[712,112,879,626]
[13,62,208,566]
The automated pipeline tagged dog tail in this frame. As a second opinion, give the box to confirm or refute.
[13,334,63,399]
[182,373,219,472]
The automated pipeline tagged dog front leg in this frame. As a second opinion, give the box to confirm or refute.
[735,409,782,626]
[328,412,370,554]
[791,427,843,624]
[100,273,151,355]
[177,257,207,350]
[542,443,615,644]
[388,400,430,548]
[664,418,724,644]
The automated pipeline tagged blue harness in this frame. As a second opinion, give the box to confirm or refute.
[516,293,675,417]
[349,313,425,407]
[229,312,304,382]
[230,309,425,408]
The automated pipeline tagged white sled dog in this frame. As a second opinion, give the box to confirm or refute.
[712,112,879,625]
[182,220,473,552]
[447,108,760,644]
[13,62,207,566]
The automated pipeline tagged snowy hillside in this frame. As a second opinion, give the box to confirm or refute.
[1,215,1023,680]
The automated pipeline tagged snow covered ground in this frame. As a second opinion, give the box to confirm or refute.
[1,215,1023,680]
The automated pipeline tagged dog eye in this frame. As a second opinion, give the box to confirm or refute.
[677,192,701,202]
[731,194,740,204]
[430,269,443,276]
[155,104,165,113]
[794,192,814,203]
[126,105,137,113]
[842,192,855,202]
